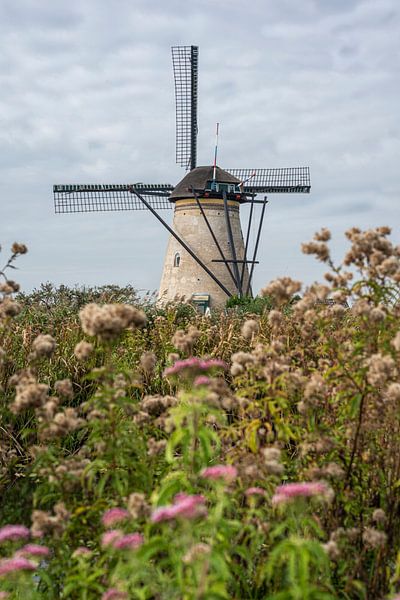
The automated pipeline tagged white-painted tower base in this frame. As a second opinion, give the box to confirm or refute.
[158,166,250,308]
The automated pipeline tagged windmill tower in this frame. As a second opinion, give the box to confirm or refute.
[158,164,251,307]
[53,46,311,311]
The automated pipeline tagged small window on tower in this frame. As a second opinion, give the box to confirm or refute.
[174,252,181,267]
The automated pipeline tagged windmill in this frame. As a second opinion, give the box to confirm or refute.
[53,45,310,311]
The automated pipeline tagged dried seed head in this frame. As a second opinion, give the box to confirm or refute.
[311,284,330,301]
[31,503,70,538]
[79,303,146,341]
[12,377,49,414]
[40,407,85,440]
[11,242,28,255]
[369,306,386,322]
[268,309,283,329]
[126,493,150,520]
[172,326,200,355]
[140,351,157,373]
[365,353,397,387]
[385,382,400,403]
[372,508,386,524]
[322,540,340,560]
[54,379,74,400]
[304,373,328,404]
[0,280,20,294]
[261,277,301,305]
[241,319,259,340]
[352,298,372,317]
[32,334,57,358]
[74,340,93,361]
[231,352,254,366]
[230,363,244,377]
[140,394,176,416]
[314,228,331,242]
[301,240,330,262]
[362,527,387,549]
[0,298,21,318]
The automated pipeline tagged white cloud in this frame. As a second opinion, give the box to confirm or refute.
[0,0,399,295]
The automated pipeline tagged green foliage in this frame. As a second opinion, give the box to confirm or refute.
[225,294,273,314]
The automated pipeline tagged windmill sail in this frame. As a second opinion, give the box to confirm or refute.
[171,45,199,171]
[226,167,311,194]
[53,183,174,213]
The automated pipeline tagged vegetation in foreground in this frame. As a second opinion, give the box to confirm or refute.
[0,228,400,599]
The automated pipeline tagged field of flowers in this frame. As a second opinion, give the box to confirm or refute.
[1,227,400,599]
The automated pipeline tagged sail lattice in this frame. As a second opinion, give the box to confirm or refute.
[226,167,311,194]
[53,184,174,213]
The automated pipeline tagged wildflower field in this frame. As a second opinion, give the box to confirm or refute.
[1,228,400,599]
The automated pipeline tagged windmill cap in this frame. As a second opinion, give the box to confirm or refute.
[170,165,241,200]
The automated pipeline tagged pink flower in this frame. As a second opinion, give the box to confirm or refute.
[16,544,50,558]
[101,589,128,600]
[0,525,30,543]
[113,533,144,550]
[245,487,266,496]
[200,465,238,482]
[0,557,36,576]
[151,493,207,523]
[101,530,123,547]
[101,508,130,528]
[194,376,211,386]
[272,481,328,505]
[163,358,227,379]
[72,546,92,558]
[0,592,9,599]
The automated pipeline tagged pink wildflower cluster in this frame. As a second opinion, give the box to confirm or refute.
[151,493,207,523]
[16,544,50,558]
[101,530,143,550]
[272,481,328,505]
[101,530,122,547]
[113,533,144,550]
[200,465,238,482]
[163,357,227,379]
[101,508,130,528]
[0,525,30,543]
[0,557,36,576]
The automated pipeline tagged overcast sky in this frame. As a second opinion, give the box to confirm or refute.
[0,0,399,296]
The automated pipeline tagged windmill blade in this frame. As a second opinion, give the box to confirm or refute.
[171,45,199,171]
[226,167,311,194]
[53,183,174,213]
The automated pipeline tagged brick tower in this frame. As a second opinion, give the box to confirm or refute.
[158,166,250,308]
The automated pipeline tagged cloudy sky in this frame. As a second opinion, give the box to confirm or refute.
[0,0,399,296]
